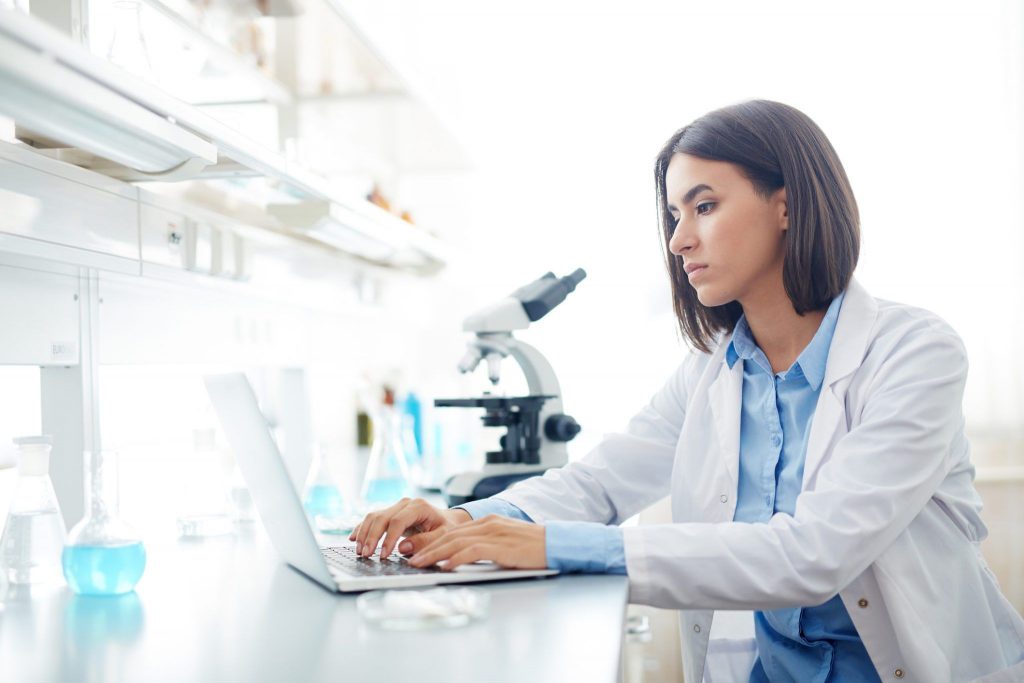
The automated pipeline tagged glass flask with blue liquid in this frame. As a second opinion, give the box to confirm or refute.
[62,450,146,595]
[0,436,67,585]
[302,444,349,534]
[360,387,415,507]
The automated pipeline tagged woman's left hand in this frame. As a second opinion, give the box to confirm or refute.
[404,515,547,571]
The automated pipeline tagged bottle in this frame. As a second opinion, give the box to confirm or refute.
[227,462,256,523]
[400,391,424,487]
[61,450,145,595]
[0,436,67,585]
[360,387,414,507]
[175,428,233,538]
[106,0,153,81]
[302,444,346,533]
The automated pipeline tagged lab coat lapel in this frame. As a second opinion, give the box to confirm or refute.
[802,278,879,487]
[708,354,743,491]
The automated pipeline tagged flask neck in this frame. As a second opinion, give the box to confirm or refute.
[84,451,119,518]
[16,445,52,476]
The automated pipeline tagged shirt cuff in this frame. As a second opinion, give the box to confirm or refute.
[453,497,534,523]
[545,521,628,575]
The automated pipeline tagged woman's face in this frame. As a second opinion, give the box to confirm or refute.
[664,153,788,308]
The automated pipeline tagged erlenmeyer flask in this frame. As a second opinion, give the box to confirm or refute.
[0,436,67,585]
[302,444,347,533]
[62,450,146,595]
[360,387,414,507]
[106,0,153,80]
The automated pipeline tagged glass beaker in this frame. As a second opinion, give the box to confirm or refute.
[0,436,67,585]
[302,444,350,534]
[175,428,233,538]
[62,450,145,595]
[106,0,153,80]
[360,387,414,507]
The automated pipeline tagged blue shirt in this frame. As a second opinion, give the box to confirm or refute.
[727,291,878,683]
[459,291,880,682]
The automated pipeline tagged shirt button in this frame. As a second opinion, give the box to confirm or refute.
[693,624,701,633]
[894,669,904,679]
[858,598,869,608]
[720,494,728,503]
[770,435,781,447]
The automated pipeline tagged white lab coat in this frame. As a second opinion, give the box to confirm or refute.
[496,278,1024,683]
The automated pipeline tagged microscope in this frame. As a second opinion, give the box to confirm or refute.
[436,269,586,506]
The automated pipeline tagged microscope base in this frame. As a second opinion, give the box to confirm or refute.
[443,467,550,507]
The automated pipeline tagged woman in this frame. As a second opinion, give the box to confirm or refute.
[351,100,1024,682]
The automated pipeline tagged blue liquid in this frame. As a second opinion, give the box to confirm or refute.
[62,542,146,595]
[303,484,345,518]
[363,478,411,505]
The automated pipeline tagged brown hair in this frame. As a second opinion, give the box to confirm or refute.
[655,100,860,353]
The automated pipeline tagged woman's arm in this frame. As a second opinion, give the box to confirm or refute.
[623,323,968,610]
[492,354,698,526]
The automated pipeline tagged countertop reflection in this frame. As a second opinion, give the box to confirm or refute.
[0,523,628,683]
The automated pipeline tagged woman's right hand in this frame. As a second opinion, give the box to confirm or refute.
[349,498,472,559]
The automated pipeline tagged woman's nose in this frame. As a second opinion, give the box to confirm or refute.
[668,221,696,257]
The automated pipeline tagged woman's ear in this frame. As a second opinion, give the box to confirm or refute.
[775,187,788,232]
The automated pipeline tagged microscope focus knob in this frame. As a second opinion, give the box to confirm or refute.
[544,414,581,442]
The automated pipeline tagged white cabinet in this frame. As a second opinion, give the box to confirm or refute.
[0,145,139,273]
[0,262,79,366]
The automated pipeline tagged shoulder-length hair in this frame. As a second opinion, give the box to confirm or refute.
[655,100,860,353]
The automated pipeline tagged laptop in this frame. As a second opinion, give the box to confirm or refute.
[204,372,559,593]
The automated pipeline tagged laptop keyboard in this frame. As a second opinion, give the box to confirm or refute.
[322,546,444,577]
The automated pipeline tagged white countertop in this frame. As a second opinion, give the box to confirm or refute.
[0,523,629,682]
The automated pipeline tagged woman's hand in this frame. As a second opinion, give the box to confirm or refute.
[406,514,547,571]
[349,498,471,559]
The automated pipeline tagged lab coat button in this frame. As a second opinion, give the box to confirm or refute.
[770,435,781,447]
[894,668,904,678]
[858,598,869,608]
[719,494,728,503]
[693,624,701,633]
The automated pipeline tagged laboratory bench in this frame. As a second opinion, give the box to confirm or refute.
[0,522,630,683]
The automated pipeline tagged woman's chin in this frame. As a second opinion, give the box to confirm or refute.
[695,286,728,308]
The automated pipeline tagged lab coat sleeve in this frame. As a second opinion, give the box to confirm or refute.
[622,322,968,610]
[493,354,696,526]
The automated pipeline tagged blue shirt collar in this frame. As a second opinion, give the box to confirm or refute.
[725,290,845,390]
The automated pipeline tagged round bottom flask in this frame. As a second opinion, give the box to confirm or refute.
[62,451,146,596]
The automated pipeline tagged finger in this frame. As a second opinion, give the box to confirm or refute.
[397,527,446,556]
[357,498,410,556]
[409,533,490,568]
[380,508,427,559]
[359,512,393,558]
[348,523,361,542]
[380,500,446,558]
[407,517,496,559]
[442,544,494,572]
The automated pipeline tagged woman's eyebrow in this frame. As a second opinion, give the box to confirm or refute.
[667,183,714,212]
[681,183,713,206]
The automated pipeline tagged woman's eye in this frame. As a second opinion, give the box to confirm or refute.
[696,201,715,216]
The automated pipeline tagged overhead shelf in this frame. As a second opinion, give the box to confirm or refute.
[0,7,448,275]
[268,199,446,274]
[135,0,294,106]
[0,26,217,178]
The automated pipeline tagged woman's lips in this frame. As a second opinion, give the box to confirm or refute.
[686,265,708,282]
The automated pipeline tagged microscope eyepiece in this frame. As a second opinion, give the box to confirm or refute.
[514,268,587,322]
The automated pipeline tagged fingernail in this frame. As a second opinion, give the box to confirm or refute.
[356,543,362,554]
[409,554,420,565]
[399,541,412,553]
